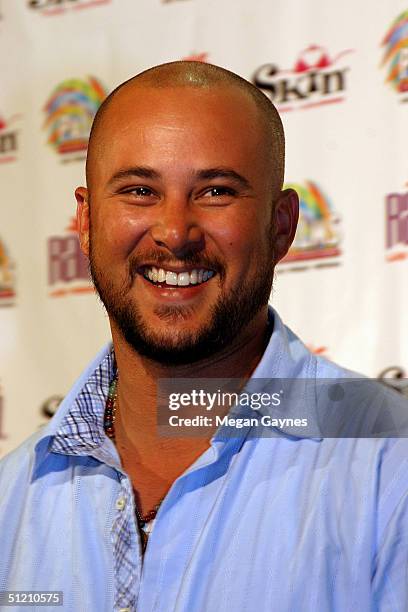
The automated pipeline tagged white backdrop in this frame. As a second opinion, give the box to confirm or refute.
[0,0,407,457]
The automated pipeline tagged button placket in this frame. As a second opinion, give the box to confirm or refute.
[116,496,126,511]
[112,477,140,612]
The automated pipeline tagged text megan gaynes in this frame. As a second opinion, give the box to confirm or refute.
[168,390,283,411]
[167,415,308,429]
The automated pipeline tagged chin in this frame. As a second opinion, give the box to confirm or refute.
[151,304,199,324]
[125,329,217,366]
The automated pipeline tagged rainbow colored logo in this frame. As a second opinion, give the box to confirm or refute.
[381,11,408,95]
[281,181,342,263]
[43,77,107,155]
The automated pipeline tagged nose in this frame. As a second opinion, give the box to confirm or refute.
[150,195,204,256]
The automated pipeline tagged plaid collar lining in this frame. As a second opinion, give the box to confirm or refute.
[50,347,116,456]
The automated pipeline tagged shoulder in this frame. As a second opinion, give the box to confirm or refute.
[0,429,43,474]
[0,343,113,502]
[0,429,44,511]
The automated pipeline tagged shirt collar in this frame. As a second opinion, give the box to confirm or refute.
[213,307,323,441]
[32,343,118,479]
[49,346,116,455]
[32,307,322,478]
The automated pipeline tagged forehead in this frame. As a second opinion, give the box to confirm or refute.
[104,82,262,131]
[90,84,269,181]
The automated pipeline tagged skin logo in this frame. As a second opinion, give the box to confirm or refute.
[48,217,93,297]
[253,45,353,112]
[279,181,342,270]
[43,77,107,161]
[0,114,20,164]
[0,238,16,306]
[28,0,111,15]
[381,11,408,99]
[385,186,408,262]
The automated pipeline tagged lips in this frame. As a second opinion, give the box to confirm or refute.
[142,266,215,287]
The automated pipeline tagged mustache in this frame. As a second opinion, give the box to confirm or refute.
[128,250,226,279]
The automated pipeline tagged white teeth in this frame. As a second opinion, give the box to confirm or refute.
[177,272,190,286]
[144,267,214,286]
[158,268,166,282]
[166,271,178,285]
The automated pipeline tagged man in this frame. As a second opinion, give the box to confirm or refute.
[0,61,407,612]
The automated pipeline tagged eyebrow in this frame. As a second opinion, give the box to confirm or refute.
[195,167,252,190]
[107,166,160,187]
[107,166,253,191]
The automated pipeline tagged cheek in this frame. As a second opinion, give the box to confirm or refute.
[92,206,147,256]
[214,211,267,266]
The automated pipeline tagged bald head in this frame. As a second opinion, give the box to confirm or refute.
[86,61,285,194]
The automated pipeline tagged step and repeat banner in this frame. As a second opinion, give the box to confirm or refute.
[0,0,407,456]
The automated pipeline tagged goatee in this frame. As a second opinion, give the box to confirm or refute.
[89,244,274,366]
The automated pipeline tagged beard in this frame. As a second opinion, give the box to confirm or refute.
[89,239,275,367]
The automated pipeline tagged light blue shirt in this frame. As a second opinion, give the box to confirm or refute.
[1,308,408,611]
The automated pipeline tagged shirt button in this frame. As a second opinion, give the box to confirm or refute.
[119,608,130,612]
[116,497,126,511]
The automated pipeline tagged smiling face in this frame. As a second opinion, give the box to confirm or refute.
[76,81,297,365]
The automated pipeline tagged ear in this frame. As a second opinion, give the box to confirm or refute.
[75,186,90,257]
[272,188,299,263]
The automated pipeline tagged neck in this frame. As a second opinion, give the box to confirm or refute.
[107,308,271,514]
[111,307,270,413]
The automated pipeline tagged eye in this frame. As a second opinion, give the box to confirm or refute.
[202,186,236,198]
[119,186,159,204]
[117,185,159,206]
[128,186,154,197]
